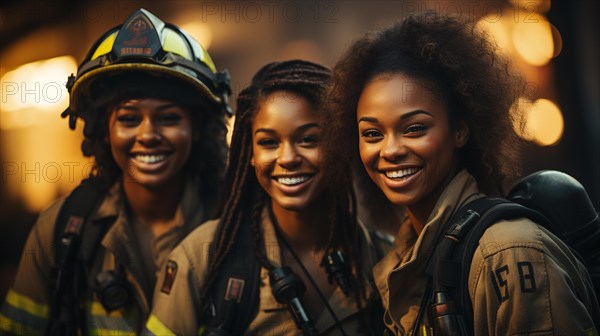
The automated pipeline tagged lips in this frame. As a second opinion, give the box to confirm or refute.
[134,154,168,164]
[130,152,172,172]
[384,167,420,179]
[272,173,316,193]
[276,175,310,186]
[378,166,422,189]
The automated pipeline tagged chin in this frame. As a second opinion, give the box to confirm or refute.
[273,196,313,212]
[124,174,172,190]
[381,189,413,206]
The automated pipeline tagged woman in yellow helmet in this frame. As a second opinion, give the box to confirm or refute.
[0,8,231,335]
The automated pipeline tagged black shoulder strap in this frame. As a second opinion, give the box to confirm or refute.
[204,218,261,335]
[426,197,550,335]
[46,179,110,336]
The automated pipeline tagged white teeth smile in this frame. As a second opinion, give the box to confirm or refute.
[135,154,167,164]
[385,168,419,179]
[277,176,310,186]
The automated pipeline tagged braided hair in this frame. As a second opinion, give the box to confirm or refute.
[200,60,368,319]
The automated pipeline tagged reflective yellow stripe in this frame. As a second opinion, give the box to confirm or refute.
[146,314,176,336]
[91,31,118,60]
[88,327,136,336]
[0,313,44,335]
[88,301,123,317]
[5,289,49,318]
[585,327,598,336]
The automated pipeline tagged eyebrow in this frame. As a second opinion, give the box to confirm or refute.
[117,103,180,111]
[358,109,433,124]
[254,123,320,135]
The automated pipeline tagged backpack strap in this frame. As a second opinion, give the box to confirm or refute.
[46,179,111,336]
[424,196,550,335]
[203,217,261,335]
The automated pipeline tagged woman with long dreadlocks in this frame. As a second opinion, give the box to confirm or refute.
[145,60,384,335]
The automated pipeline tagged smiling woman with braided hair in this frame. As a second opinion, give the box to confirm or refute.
[145,60,385,335]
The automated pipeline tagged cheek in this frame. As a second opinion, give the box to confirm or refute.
[304,148,322,168]
[167,127,194,156]
[108,126,134,157]
[358,142,378,171]
[250,147,274,175]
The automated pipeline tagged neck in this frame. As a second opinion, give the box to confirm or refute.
[122,176,184,227]
[271,197,330,252]
[407,165,462,235]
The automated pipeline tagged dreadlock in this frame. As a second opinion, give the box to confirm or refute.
[200,59,368,318]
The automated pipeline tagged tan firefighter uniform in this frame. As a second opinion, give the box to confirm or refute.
[0,178,208,335]
[145,206,381,335]
[373,170,600,336]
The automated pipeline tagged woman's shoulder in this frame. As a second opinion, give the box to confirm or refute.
[170,218,220,264]
[477,217,577,263]
[30,196,69,242]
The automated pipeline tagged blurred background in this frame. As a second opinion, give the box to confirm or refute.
[1,0,598,301]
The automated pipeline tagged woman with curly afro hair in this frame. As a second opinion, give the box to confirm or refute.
[324,12,599,336]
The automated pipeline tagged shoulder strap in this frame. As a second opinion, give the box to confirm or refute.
[204,217,261,335]
[426,197,550,335]
[46,179,109,336]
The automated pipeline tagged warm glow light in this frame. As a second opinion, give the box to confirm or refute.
[508,0,551,14]
[180,22,213,49]
[1,56,77,129]
[278,39,323,63]
[512,14,554,66]
[477,15,512,53]
[511,97,533,141]
[519,98,564,146]
[1,56,90,212]
[226,115,235,145]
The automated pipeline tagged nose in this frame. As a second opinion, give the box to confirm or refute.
[276,142,301,169]
[136,118,161,146]
[380,135,407,162]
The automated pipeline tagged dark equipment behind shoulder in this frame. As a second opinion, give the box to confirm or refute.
[424,170,600,336]
[46,178,111,336]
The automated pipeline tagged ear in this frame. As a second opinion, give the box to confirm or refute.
[250,156,255,167]
[454,121,469,148]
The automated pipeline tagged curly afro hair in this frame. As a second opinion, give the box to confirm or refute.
[324,12,527,196]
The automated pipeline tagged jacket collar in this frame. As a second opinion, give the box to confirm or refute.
[372,170,483,330]
[258,204,377,333]
[91,176,205,314]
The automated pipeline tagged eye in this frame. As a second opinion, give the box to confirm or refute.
[257,138,278,147]
[360,129,383,142]
[116,114,141,126]
[299,135,319,146]
[404,124,428,135]
[157,113,183,125]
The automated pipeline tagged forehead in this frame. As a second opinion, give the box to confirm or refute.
[118,97,178,106]
[252,91,317,128]
[357,73,445,114]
